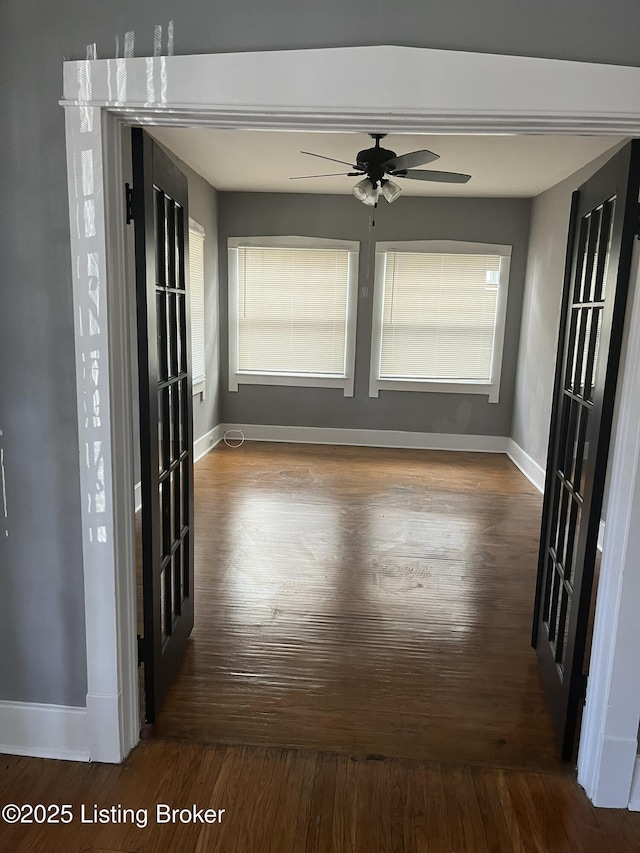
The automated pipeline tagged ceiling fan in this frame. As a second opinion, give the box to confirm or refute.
[290,133,472,206]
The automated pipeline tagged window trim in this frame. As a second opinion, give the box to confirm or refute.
[369,240,512,403]
[227,235,359,396]
[188,218,207,398]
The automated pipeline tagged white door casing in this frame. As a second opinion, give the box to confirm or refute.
[61,46,640,805]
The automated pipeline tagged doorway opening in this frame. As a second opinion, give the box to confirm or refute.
[125,122,627,773]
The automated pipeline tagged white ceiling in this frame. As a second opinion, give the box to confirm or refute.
[148,128,624,198]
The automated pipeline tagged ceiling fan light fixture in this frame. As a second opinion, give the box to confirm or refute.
[353,177,378,205]
[381,179,402,203]
[298,135,471,202]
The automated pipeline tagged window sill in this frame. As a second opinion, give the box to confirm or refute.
[192,378,206,399]
[370,378,499,403]
[230,372,354,397]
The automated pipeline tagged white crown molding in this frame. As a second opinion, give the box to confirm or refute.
[61,47,640,134]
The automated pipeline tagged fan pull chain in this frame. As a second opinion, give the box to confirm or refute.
[364,206,375,284]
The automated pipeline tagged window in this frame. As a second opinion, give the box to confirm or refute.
[227,236,359,396]
[189,219,206,396]
[369,241,512,403]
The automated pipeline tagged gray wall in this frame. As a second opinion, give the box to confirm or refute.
[3,0,640,708]
[8,2,640,65]
[219,192,530,435]
[511,146,627,470]
[191,174,221,443]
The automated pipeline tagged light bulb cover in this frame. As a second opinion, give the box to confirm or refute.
[362,186,379,206]
[352,177,378,205]
[381,179,402,203]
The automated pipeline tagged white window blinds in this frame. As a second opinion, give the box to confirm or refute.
[235,245,351,376]
[380,251,503,381]
[189,221,206,386]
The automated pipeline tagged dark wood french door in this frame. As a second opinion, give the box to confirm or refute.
[131,128,195,722]
[532,141,640,760]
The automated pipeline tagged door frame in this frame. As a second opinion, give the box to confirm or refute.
[61,46,640,805]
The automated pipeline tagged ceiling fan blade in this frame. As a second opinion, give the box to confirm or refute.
[398,169,472,183]
[290,172,362,179]
[383,149,440,171]
[300,151,359,168]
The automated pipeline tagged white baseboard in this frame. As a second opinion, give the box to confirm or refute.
[629,757,640,810]
[194,424,224,463]
[0,700,89,761]
[506,438,546,493]
[220,423,509,453]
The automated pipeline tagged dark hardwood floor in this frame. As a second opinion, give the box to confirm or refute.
[153,442,563,772]
[5,443,640,852]
[3,740,640,852]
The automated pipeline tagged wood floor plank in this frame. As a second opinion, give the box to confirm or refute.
[502,770,553,853]
[440,765,489,853]
[422,764,454,851]
[398,761,428,853]
[472,766,525,853]
[193,745,264,853]
[386,759,408,853]
[331,754,357,853]
[290,748,318,850]
[166,743,229,853]
[263,748,313,853]
[232,747,281,853]
[304,751,338,853]
[354,758,396,853]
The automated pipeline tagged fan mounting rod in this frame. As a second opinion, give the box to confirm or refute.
[356,134,397,184]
